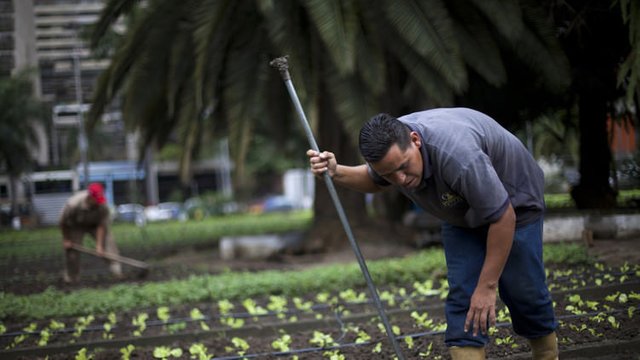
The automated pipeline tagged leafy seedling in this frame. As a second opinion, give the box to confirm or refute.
[225,337,250,357]
[153,346,183,359]
[190,308,210,331]
[189,343,212,360]
[132,313,148,336]
[120,344,135,360]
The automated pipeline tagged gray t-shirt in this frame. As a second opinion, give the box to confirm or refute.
[368,108,545,228]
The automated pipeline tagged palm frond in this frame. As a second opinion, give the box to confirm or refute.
[326,73,378,144]
[617,0,640,104]
[221,24,271,184]
[354,5,387,96]
[515,2,570,92]
[387,36,455,106]
[383,0,466,91]
[88,2,166,129]
[468,0,524,43]
[167,23,196,118]
[192,0,236,109]
[90,0,141,48]
[302,0,356,73]
[258,0,314,107]
[448,0,506,86]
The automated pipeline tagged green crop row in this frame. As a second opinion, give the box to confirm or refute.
[0,211,312,260]
[0,243,590,322]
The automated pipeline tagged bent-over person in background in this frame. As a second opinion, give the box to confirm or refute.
[59,182,122,283]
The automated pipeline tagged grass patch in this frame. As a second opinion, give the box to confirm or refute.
[0,211,312,260]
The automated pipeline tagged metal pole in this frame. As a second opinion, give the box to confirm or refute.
[270,56,405,360]
[73,38,89,189]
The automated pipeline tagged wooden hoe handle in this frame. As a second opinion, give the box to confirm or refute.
[70,243,150,270]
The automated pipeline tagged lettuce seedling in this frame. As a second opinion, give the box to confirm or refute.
[404,336,414,349]
[267,295,288,319]
[225,337,250,357]
[153,346,183,359]
[189,343,212,360]
[120,344,135,360]
[103,313,116,339]
[190,308,210,331]
[72,315,94,340]
[412,279,439,297]
[380,290,396,307]
[218,299,234,314]
[411,311,433,329]
[157,306,170,323]
[418,342,434,358]
[132,313,148,337]
[8,322,36,349]
[292,297,313,312]
[75,347,93,360]
[310,330,337,348]
[271,332,292,352]
[322,349,345,359]
[354,328,371,344]
[339,289,367,303]
[377,322,401,336]
[242,298,268,319]
[38,320,64,346]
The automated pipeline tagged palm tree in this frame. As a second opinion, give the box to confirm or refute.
[0,71,47,216]
[89,0,569,248]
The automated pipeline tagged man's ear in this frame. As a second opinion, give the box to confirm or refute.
[410,131,421,148]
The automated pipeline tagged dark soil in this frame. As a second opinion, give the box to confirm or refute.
[1,235,639,359]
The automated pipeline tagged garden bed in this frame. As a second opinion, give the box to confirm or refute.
[1,240,639,359]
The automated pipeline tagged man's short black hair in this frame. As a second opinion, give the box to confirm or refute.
[359,113,411,162]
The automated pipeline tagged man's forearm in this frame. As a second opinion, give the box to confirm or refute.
[478,204,516,290]
[95,225,106,252]
[332,164,383,193]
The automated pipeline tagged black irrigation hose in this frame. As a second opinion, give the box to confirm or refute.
[3,280,639,341]
[2,302,635,354]
[0,302,634,358]
[0,291,436,340]
[207,308,635,360]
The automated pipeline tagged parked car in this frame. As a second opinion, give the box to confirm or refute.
[115,204,146,226]
[249,195,296,214]
[184,196,241,219]
[145,202,187,222]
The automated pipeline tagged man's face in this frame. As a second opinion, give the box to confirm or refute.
[370,131,423,189]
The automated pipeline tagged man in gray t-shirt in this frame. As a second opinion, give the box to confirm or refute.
[307,108,558,360]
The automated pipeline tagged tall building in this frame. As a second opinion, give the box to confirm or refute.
[1,0,39,77]
[33,0,129,167]
[1,0,47,164]
[34,0,108,104]
[2,0,224,226]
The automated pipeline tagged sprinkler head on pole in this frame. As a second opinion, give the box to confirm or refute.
[269,55,290,80]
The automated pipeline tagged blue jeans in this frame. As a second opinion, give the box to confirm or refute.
[441,217,557,347]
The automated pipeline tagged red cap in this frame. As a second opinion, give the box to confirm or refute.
[88,183,106,205]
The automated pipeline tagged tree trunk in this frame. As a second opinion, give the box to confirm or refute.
[570,81,617,209]
[566,4,626,210]
[302,81,370,253]
[9,175,18,218]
